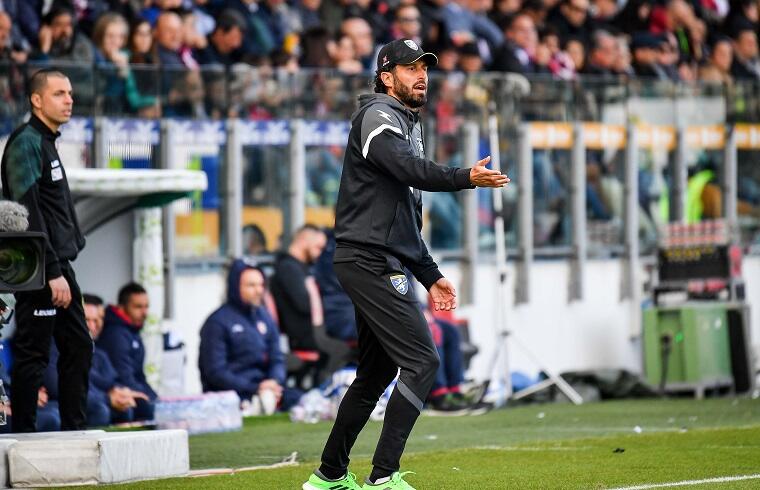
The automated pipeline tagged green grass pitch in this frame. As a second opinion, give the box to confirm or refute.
[104,397,760,489]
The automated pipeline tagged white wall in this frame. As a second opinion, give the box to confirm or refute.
[75,212,134,304]
[170,270,227,394]
[170,256,760,395]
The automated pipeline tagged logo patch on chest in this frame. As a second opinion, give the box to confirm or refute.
[231,324,244,333]
[257,321,267,335]
[390,274,408,295]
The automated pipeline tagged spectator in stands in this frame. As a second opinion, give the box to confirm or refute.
[177,8,203,69]
[611,0,651,34]
[11,0,42,52]
[199,259,302,412]
[730,26,760,80]
[0,11,27,64]
[583,29,619,77]
[294,0,322,32]
[92,13,158,116]
[32,6,96,63]
[631,32,670,79]
[564,36,585,72]
[301,26,334,68]
[340,17,376,71]
[548,0,594,46]
[389,4,423,46]
[249,0,295,56]
[97,283,157,422]
[591,0,619,30]
[440,0,503,63]
[83,294,151,426]
[656,32,682,81]
[0,11,25,117]
[195,9,247,66]
[724,0,758,34]
[700,37,734,84]
[458,41,484,72]
[129,18,154,64]
[140,0,183,26]
[330,34,364,74]
[490,0,523,27]
[492,13,542,74]
[613,34,635,77]
[154,10,186,68]
[271,225,327,354]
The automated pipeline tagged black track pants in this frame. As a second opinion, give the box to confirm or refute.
[11,265,92,432]
[320,248,439,475]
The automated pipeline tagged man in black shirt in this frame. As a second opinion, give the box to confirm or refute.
[1,68,91,432]
[303,39,508,490]
[270,224,327,353]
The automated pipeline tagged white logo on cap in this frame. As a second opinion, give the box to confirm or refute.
[404,40,419,51]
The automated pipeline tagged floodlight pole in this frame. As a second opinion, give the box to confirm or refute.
[486,111,583,406]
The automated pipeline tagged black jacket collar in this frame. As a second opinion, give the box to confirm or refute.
[29,114,61,141]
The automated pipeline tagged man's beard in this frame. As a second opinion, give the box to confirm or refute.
[392,75,426,108]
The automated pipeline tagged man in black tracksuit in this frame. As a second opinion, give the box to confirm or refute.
[1,68,91,432]
[304,39,509,490]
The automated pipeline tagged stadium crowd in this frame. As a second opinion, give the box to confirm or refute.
[1,0,760,118]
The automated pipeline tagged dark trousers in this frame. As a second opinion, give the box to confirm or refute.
[11,266,93,432]
[432,319,464,393]
[320,249,439,476]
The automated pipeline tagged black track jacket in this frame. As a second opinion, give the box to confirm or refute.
[334,93,474,290]
[1,115,85,279]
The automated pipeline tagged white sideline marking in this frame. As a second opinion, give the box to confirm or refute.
[609,474,760,489]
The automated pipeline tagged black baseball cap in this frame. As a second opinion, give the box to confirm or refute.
[377,38,438,71]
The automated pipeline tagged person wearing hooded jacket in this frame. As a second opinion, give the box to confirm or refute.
[304,39,509,490]
[97,282,157,422]
[199,259,302,412]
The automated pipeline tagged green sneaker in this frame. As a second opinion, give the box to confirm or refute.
[303,471,362,490]
[362,471,417,490]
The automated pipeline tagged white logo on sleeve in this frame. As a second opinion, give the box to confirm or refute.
[132,340,140,349]
[51,167,63,181]
[231,324,244,333]
[404,40,419,51]
[50,160,60,168]
[377,109,393,122]
[257,321,267,335]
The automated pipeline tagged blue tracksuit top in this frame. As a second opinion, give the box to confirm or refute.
[97,306,157,400]
[198,259,286,400]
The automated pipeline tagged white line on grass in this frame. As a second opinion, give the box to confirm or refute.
[609,474,760,489]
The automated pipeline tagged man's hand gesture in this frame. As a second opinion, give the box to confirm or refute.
[469,156,510,188]
[430,278,457,311]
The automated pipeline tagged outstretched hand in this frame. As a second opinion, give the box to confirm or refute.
[469,156,510,188]
[430,278,457,311]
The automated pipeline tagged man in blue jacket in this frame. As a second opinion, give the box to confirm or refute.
[97,283,157,421]
[83,294,150,426]
[199,259,301,412]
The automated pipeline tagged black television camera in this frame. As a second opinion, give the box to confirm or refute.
[0,200,48,425]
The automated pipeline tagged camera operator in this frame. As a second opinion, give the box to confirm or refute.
[0,68,91,432]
